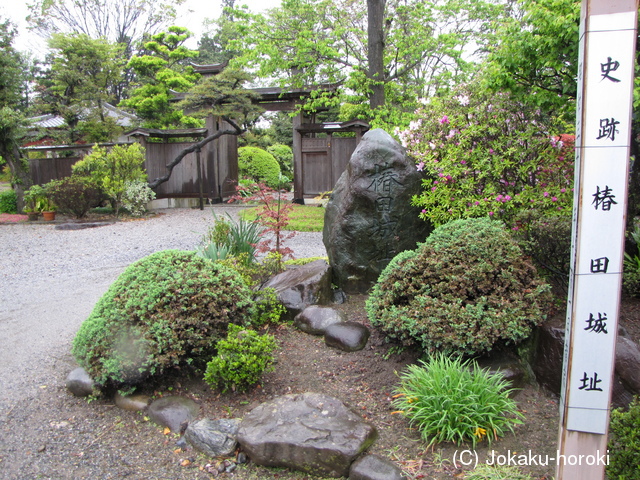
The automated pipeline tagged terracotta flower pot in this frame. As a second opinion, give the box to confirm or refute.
[42,211,56,221]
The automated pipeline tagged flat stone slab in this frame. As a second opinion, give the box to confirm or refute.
[55,222,115,230]
[325,322,370,352]
[294,305,346,335]
[237,392,378,477]
[350,454,407,480]
[147,396,199,433]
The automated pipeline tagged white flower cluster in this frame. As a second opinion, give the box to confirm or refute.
[122,180,156,216]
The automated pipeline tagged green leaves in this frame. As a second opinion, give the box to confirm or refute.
[393,353,523,447]
[366,218,552,356]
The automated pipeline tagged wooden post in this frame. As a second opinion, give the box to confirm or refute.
[196,146,204,210]
[557,1,638,478]
[292,111,304,204]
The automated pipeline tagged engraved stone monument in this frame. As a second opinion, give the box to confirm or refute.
[323,128,432,293]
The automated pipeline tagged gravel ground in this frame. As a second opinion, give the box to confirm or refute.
[0,206,325,422]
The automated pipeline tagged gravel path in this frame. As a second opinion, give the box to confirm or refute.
[0,207,325,419]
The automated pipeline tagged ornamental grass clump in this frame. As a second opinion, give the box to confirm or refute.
[392,354,523,447]
[366,217,552,356]
[72,250,255,391]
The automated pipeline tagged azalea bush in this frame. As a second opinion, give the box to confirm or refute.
[397,82,574,229]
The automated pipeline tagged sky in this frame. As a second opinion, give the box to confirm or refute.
[0,0,281,58]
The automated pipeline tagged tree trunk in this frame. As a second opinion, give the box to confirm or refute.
[0,143,32,212]
[367,0,386,110]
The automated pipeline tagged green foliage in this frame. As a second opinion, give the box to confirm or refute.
[252,287,286,327]
[465,464,535,480]
[366,218,552,356]
[238,146,282,189]
[45,176,103,218]
[45,33,125,143]
[71,250,255,390]
[204,324,277,393]
[23,184,56,212]
[392,354,523,447]
[197,212,263,265]
[400,81,573,229]
[0,189,17,213]
[121,180,155,217]
[623,224,640,298]
[267,144,293,177]
[513,211,572,294]
[482,0,580,124]
[72,143,147,216]
[607,397,640,480]
[120,26,201,129]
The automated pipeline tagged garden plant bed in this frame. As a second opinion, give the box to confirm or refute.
[6,293,640,480]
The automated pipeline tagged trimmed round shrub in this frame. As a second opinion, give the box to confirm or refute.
[72,250,255,390]
[238,146,281,188]
[366,217,552,356]
[45,176,103,218]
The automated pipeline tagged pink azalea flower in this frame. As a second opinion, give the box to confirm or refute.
[439,115,449,124]
[416,161,425,171]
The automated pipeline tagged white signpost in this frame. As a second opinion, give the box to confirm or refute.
[557,0,638,478]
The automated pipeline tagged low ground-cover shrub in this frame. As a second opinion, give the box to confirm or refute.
[0,189,17,213]
[45,176,103,218]
[607,396,640,479]
[204,324,277,393]
[72,250,255,391]
[392,354,523,447]
[366,217,552,356]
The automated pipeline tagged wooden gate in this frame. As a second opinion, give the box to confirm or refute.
[300,137,358,196]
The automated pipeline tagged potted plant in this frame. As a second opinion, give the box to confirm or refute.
[23,185,57,221]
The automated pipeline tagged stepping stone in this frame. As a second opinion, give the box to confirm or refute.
[114,392,150,412]
[147,396,199,433]
[237,392,377,477]
[294,305,346,335]
[185,418,241,457]
[350,454,407,480]
[325,322,370,352]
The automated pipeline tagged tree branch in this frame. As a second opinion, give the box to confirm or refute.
[147,118,245,190]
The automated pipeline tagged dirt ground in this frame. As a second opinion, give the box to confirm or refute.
[4,292,639,480]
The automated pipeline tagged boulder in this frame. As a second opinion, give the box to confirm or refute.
[147,396,200,433]
[262,260,332,320]
[615,336,640,393]
[325,322,370,352]
[323,128,432,294]
[184,418,241,458]
[295,306,346,335]
[237,392,378,478]
[349,454,407,480]
[532,319,640,407]
[66,367,96,397]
